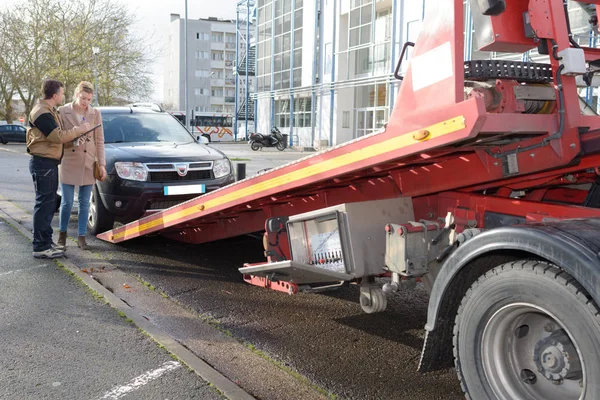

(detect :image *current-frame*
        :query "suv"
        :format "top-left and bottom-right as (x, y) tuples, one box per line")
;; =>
(87, 107), (235, 234)
(0, 124), (27, 144)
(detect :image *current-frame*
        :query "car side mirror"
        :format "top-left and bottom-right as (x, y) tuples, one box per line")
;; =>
(196, 135), (209, 144)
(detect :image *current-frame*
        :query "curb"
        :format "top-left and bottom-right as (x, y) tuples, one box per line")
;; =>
(0, 205), (255, 400)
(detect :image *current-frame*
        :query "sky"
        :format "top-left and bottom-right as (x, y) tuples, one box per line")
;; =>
(125, 0), (240, 102)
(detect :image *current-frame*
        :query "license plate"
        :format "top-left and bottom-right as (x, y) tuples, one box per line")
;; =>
(163, 184), (206, 196)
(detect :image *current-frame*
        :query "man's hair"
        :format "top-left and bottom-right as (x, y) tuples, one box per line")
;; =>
(42, 79), (64, 99)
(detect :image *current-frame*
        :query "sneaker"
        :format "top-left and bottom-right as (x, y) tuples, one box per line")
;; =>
(33, 247), (65, 259)
(52, 241), (66, 251)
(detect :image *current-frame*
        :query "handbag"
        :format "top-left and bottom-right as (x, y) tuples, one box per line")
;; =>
(93, 159), (104, 181)
(92, 117), (105, 182)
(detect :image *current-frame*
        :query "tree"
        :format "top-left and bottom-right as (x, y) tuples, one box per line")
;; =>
(0, 0), (156, 116)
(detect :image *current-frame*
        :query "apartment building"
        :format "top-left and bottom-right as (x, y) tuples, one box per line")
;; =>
(164, 14), (254, 115)
(251, 0), (596, 148)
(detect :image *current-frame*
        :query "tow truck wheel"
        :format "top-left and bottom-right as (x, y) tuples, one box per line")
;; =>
(454, 260), (600, 400)
(360, 287), (387, 314)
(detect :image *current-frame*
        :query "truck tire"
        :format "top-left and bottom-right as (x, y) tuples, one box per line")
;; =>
(88, 185), (115, 235)
(454, 260), (600, 400)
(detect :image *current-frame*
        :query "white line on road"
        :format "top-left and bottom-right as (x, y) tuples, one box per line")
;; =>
(0, 264), (48, 277)
(99, 361), (181, 399)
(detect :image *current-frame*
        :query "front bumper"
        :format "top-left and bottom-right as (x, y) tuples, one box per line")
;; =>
(97, 173), (235, 222)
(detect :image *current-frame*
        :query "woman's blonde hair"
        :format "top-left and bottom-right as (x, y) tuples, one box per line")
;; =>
(73, 81), (94, 101)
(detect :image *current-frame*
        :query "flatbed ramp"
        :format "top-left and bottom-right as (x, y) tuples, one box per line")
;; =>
(97, 112), (480, 244)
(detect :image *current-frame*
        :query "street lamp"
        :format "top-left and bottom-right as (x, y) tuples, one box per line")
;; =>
(91, 46), (100, 106)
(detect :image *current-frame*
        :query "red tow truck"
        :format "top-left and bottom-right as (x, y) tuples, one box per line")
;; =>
(99, 1), (600, 398)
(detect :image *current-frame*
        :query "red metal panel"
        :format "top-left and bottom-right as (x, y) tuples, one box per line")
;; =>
(477, 0), (535, 52)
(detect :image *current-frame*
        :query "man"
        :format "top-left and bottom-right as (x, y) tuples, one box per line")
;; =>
(27, 79), (90, 258)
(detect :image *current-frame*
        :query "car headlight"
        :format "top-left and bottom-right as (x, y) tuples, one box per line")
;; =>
(213, 158), (231, 179)
(115, 162), (148, 181)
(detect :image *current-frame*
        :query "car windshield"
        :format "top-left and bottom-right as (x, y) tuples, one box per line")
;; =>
(102, 113), (195, 144)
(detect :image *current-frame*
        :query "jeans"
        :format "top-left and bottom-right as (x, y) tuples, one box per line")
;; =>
(59, 183), (93, 236)
(30, 156), (59, 252)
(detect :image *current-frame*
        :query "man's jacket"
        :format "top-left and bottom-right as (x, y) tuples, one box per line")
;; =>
(27, 99), (82, 161)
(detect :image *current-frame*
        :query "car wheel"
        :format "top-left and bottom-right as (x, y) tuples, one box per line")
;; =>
(0, 136), (6, 145)
(88, 185), (115, 235)
(454, 260), (600, 400)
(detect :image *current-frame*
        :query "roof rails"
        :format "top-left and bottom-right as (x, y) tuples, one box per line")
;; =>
(127, 102), (165, 112)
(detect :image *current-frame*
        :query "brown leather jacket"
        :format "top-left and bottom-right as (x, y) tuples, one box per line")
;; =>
(26, 99), (84, 161)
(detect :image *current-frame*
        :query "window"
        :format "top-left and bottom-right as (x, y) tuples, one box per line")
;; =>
(211, 52), (224, 61)
(195, 88), (201, 95)
(212, 33), (223, 42)
(275, 100), (290, 127)
(196, 32), (200, 39)
(342, 111), (350, 128)
(294, 98), (312, 127)
(196, 115), (233, 127)
(195, 51), (200, 59)
(211, 88), (224, 97)
(203, 51), (209, 59)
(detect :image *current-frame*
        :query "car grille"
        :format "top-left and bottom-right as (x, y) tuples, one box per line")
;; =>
(148, 170), (213, 182)
(147, 196), (198, 210)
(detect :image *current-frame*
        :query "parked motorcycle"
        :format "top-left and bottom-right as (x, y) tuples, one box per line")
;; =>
(249, 127), (286, 151)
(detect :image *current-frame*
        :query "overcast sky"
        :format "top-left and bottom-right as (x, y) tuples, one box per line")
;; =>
(128, 0), (240, 102)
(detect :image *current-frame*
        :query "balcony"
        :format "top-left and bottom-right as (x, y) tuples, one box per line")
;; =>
(211, 60), (225, 69)
(224, 97), (235, 103)
(225, 42), (236, 50)
(211, 78), (225, 86)
(211, 96), (224, 104)
(225, 78), (235, 85)
(211, 42), (225, 51)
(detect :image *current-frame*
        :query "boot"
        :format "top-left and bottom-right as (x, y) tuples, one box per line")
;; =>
(77, 236), (89, 250)
(56, 231), (67, 251)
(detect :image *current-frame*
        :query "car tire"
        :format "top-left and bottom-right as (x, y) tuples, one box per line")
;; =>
(454, 260), (600, 400)
(0, 136), (6, 145)
(88, 185), (115, 235)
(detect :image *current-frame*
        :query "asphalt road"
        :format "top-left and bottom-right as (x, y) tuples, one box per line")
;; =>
(0, 142), (464, 399)
(0, 219), (220, 400)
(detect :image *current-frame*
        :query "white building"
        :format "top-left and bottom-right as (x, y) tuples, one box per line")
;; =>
(251, 0), (596, 148)
(164, 14), (254, 115)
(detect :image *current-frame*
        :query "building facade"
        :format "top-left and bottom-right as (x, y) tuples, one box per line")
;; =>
(251, 0), (596, 148)
(164, 15), (254, 115)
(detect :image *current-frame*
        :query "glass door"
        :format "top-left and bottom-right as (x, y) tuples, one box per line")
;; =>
(354, 107), (388, 138)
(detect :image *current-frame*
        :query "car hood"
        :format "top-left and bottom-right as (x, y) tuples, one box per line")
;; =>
(105, 142), (227, 163)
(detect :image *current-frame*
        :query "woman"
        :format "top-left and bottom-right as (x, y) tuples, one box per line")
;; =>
(57, 81), (106, 250)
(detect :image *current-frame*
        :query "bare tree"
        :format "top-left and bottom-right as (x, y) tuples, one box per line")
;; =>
(0, 0), (157, 114)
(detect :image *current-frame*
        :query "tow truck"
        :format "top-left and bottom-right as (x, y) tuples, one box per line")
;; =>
(99, 1), (600, 398)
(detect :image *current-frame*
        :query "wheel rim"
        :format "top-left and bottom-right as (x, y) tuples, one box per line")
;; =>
(88, 190), (97, 229)
(481, 302), (585, 400)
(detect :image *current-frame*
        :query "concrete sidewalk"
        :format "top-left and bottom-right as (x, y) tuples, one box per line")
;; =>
(0, 216), (224, 400)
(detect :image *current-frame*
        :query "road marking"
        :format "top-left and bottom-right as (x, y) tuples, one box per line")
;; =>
(0, 264), (48, 277)
(99, 361), (181, 399)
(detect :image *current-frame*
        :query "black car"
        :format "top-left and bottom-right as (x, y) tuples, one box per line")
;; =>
(88, 107), (235, 234)
(0, 124), (27, 144)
